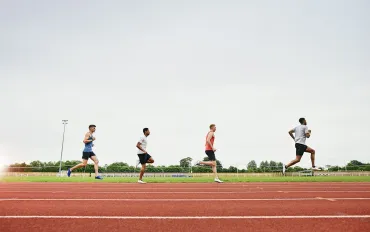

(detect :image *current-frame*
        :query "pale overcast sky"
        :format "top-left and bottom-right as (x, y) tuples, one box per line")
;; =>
(0, 0), (369, 169)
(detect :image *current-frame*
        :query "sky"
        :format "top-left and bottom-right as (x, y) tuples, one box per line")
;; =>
(0, 0), (369, 169)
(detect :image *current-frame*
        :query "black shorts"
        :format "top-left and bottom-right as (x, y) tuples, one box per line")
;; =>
(205, 150), (216, 161)
(138, 153), (152, 164)
(82, 152), (96, 160)
(295, 143), (308, 156)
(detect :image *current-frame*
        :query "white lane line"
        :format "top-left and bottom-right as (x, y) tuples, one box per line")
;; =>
(1, 198), (369, 201)
(2, 183), (369, 185)
(0, 215), (369, 219)
(0, 186), (370, 191)
(316, 197), (336, 201)
(1, 190), (370, 194)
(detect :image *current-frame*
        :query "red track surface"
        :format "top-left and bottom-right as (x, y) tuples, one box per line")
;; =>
(0, 182), (369, 232)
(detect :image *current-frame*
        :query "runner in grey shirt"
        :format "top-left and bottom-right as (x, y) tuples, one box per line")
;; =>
(283, 118), (320, 174)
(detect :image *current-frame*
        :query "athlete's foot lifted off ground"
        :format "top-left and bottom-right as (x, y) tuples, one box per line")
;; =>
(283, 118), (321, 174)
(67, 124), (103, 180)
(136, 128), (155, 184)
(196, 124), (223, 183)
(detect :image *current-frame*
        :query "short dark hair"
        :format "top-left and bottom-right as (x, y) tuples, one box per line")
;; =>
(299, 118), (305, 124)
(143, 128), (149, 134)
(89, 124), (96, 129)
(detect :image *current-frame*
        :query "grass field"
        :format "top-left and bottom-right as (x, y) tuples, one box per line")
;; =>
(1, 176), (370, 183)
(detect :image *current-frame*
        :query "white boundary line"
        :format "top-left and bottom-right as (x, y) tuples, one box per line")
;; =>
(2, 186), (369, 189)
(1, 190), (370, 194)
(0, 215), (369, 219)
(1, 197), (370, 201)
(2, 182), (370, 184)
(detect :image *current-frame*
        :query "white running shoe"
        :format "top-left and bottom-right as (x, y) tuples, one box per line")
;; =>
(138, 180), (146, 184)
(194, 160), (202, 166)
(214, 178), (223, 183)
(312, 167), (321, 171)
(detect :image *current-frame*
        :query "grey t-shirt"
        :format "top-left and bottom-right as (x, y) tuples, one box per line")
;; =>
(293, 125), (309, 145)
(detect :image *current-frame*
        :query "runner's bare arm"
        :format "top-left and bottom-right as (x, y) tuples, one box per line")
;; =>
(136, 142), (147, 153)
(207, 132), (215, 150)
(306, 129), (311, 138)
(83, 133), (93, 144)
(288, 129), (295, 140)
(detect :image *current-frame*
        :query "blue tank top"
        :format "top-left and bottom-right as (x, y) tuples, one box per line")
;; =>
(83, 135), (93, 152)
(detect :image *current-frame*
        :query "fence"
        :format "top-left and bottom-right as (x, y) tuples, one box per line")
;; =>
(3, 164), (370, 177)
(3, 171), (370, 178)
(1, 164), (306, 173)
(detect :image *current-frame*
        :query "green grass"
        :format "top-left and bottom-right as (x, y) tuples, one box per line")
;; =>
(1, 175), (370, 183)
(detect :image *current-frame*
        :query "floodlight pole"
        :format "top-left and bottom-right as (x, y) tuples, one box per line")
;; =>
(59, 120), (68, 176)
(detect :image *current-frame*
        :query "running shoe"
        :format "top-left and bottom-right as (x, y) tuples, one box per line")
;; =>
(67, 169), (72, 177)
(311, 166), (321, 171)
(214, 178), (223, 183)
(194, 161), (202, 166)
(138, 180), (146, 184)
(95, 176), (103, 180)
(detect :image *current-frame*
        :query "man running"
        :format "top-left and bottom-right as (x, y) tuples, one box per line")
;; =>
(196, 124), (223, 183)
(136, 128), (154, 184)
(67, 125), (103, 179)
(283, 118), (320, 174)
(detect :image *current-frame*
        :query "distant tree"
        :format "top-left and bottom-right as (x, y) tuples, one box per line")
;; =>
(30, 160), (44, 172)
(260, 161), (269, 172)
(292, 166), (304, 172)
(64, 160), (81, 167)
(269, 161), (277, 171)
(9, 162), (30, 172)
(179, 157), (193, 167)
(106, 162), (129, 172)
(111, 162), (129, 167)
(192, 166), (213, 173)
(13, 159), (369, 174)
(164, 166), (185, 172)
(30, 160), (43, 167)
(228, 166), (238, 173)
(328, 166), (341, 172)
(247, 160), (257, 171)
(259, 161), (267, 168)
(348, 160), (364, 166)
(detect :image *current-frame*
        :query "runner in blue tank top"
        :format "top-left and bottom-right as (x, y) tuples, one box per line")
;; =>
(67, 125), (103, 179)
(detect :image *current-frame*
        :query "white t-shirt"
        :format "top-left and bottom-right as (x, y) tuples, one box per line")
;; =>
(293, 125), (309, 145)
(137, 136), (148, 154)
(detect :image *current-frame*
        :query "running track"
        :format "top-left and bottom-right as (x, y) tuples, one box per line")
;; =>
(0, 182), (369, 232)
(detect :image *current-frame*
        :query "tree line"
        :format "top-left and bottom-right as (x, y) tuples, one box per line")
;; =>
(5, 158), (369, 173)
(325, 160), (370, 171)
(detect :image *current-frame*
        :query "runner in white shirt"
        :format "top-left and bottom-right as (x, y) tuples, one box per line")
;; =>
(283, 118), (320, 174)
(136, 128), (154, 183)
